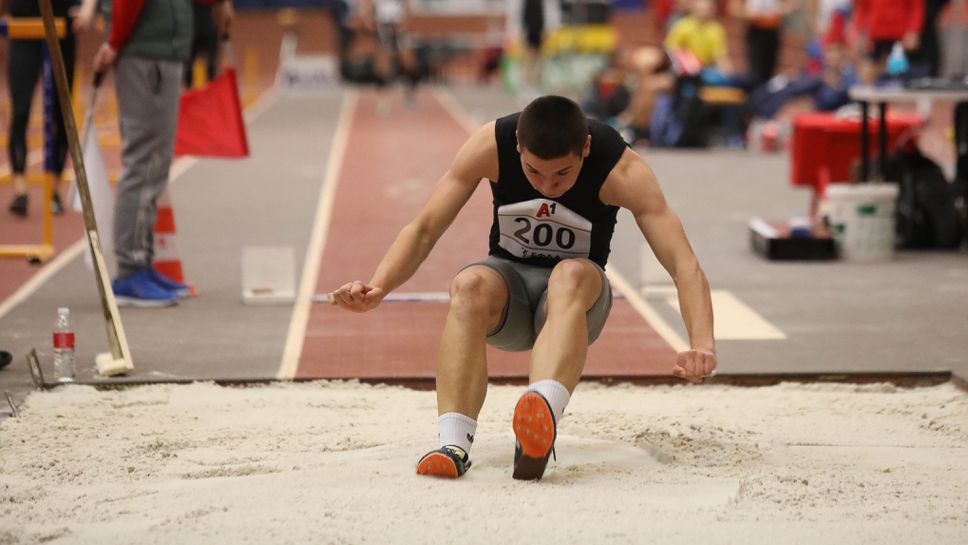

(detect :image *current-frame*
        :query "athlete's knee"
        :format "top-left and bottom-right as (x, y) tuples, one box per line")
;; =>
(548, 259), (601, 310)
(549, 259), (597, 290)
(449, 268), (505, 318)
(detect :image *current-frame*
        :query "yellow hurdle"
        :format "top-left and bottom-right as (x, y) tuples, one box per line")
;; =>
(0, 172), (55, 263)
(0, 16), (67, 263)
(193, 58), (208, 88)
(1, 17), (66, 39)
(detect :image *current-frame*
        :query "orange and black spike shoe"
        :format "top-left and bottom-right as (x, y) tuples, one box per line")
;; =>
(511, 391), (557, 481)
(416, 445), (472, 478)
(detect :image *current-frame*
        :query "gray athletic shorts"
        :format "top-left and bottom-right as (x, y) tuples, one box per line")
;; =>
(460, 256), (613, 352)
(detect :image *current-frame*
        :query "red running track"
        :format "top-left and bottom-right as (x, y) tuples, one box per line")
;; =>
(297, 89), (677, 381)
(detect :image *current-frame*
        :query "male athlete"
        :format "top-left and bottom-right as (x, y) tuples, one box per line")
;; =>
(330, 95), (716, 480)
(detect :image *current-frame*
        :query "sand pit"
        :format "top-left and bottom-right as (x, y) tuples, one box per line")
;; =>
(1, 380), (966, 544)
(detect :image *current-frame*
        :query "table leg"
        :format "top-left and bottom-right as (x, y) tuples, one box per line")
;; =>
(955, 102), (967, 185)
(860, 100), (870, 181)
(878, 102), (888, 181)
(956, 101), (968, 247)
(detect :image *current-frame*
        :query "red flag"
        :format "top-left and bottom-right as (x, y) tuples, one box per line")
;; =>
(174, 67), (250, 158)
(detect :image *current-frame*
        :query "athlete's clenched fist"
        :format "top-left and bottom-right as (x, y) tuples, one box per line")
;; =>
(329, 281), (386, 312)
(672, 348), (717, 383)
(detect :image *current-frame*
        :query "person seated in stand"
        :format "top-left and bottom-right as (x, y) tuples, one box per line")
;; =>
(660, 0), (752, 147)
(581, 46), (676, 145)
(747, 31), (859, 122)
(581, 50), (632, 123)
(664, 0), (736, 78)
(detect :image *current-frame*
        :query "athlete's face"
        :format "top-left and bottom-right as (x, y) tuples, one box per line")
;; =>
(517, 135), (591, 199)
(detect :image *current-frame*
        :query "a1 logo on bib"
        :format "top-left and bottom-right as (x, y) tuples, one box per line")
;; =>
(497, 199), (592, 261)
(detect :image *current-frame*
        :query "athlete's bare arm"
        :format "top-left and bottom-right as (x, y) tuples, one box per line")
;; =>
(330, 122), (500, 312)
(599, 148), (717, 382)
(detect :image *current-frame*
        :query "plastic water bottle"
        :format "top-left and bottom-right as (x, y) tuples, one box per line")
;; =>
(52, 307), (76, 383)
(885, 42), (908, 77)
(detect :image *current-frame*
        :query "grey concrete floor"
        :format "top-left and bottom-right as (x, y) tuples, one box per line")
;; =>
(2, 83), (966, 416)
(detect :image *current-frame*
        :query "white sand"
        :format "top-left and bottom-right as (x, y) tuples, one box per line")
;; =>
(1, 380), (966, 544)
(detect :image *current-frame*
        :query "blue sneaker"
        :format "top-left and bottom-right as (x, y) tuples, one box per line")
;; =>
(112, 269), (179, 308)
(146, 267), (191, 297)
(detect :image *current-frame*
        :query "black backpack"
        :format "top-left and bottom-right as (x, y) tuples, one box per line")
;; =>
(889, 147), (963, 248)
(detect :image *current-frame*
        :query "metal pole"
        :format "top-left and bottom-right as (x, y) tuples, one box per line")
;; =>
(38, 0), (132, 367)
(878, 102), (888, 181)
(860, 100), (870, 181)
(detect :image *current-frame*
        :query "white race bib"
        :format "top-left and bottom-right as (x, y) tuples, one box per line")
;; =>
(497, 199), (592, 261)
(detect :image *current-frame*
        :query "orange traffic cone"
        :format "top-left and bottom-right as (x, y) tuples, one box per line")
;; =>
(153, 190), (198, 296)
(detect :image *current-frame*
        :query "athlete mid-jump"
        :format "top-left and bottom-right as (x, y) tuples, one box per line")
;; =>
(330, 95), (716, 480)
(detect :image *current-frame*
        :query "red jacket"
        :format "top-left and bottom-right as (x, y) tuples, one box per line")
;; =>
(853, 0), (924, 41)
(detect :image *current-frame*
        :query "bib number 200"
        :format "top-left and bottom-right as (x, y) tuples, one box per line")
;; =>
(512, 218), (576, 249)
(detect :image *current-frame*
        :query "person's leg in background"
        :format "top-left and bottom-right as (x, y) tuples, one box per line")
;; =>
(746, 25), (779, 88)
(909, 0), (947, 77)
(184, 2), (219, 87)
(111, 57), (184, 307)
(196, 2), (220, 81)
(520, 0), (545, 97)
(7, 39), (43, 217)
(394, 30), (421, 107)
(859, 40), (894, 84)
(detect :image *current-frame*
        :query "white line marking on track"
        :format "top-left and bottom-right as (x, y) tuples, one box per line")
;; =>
(0, 89), (283, 322)
(606, 271), (689, 352)
(311, 291), (627, 304)
(644, 286), (786, 340)
(312, 292), (451, 304)
(0, 242), (85, 321)
(433, 88), (479, 134)
(276, 89), (358, 380)
(242, 87), (282, 123)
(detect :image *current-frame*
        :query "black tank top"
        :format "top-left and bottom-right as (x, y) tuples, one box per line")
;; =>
(488, 112), (627, 269)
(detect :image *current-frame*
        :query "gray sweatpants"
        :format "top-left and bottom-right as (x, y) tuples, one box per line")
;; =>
(112, 56), (183, 278)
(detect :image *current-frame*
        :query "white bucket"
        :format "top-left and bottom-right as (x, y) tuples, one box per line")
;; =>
(826, 183), (899, 261)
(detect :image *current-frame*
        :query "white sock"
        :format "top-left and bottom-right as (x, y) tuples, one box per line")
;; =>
(528, 379), (570, 424)
(438, 412), (477, 454)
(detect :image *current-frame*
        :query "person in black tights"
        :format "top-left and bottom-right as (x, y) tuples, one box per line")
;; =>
(5, 0), (95, 217)
(358, 0), (421, 113)
(183, 0), (221, 89)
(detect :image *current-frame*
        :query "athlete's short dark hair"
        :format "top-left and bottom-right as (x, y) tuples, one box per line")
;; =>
(517, 95), (588, 159)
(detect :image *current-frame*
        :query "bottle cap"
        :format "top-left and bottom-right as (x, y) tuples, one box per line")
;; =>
(58, 307), (70, 314)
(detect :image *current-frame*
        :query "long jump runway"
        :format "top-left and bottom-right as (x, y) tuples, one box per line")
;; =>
(292, 89), (677, 382)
